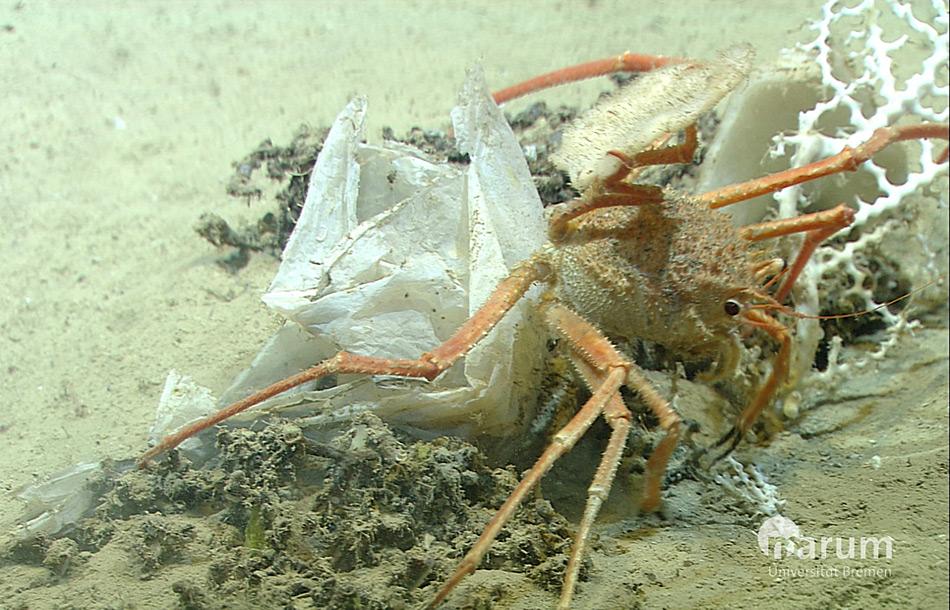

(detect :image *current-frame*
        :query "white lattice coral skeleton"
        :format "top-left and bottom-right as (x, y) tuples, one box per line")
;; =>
(714, 456), (786, 517)
(771, 0), (949, 385)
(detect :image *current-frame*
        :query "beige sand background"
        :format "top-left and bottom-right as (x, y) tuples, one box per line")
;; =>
(1, 2), (947, 609)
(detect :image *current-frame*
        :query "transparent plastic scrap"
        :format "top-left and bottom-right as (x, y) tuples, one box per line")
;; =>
(14, 462), (109, 539)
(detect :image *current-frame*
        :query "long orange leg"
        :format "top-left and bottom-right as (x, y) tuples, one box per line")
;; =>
(139, 257), (549, 466)
(698, 123), (949, 210)
(551, 298), (684, 512)
(559, 353), (681, 606)
(627, 123), (699, 167)
(546, 304), (680, 605)
(427, 365), (626, 609)
(712, 309), (791, 459)
(549, 183), (665, 241)
(491, 52), (688, 104)
(559, 356), (631, 610)
(633, 360), (683, 512)
(549, 125), (699, 241)
(740, 203), (856, 302)
(430, 301), (680, 608)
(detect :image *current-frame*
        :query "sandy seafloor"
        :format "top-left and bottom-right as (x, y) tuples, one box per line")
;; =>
(0, 1), (947, 609)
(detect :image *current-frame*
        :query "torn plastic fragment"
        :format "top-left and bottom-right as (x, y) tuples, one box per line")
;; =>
(15, 461), (103, 539)
(147, 370), (218, 462)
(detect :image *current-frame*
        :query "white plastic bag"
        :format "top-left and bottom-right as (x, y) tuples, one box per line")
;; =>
(154, 67), (548, 446)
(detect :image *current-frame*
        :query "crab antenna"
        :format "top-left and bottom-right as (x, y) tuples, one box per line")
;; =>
(491, 52), (689, 104)
(749, 279), (940, 321)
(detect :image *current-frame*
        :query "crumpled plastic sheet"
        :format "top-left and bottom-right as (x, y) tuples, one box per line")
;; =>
(150, 67), (548, 456)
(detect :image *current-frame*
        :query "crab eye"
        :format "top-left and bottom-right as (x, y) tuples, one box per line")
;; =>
(724, 299), (741, 316)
